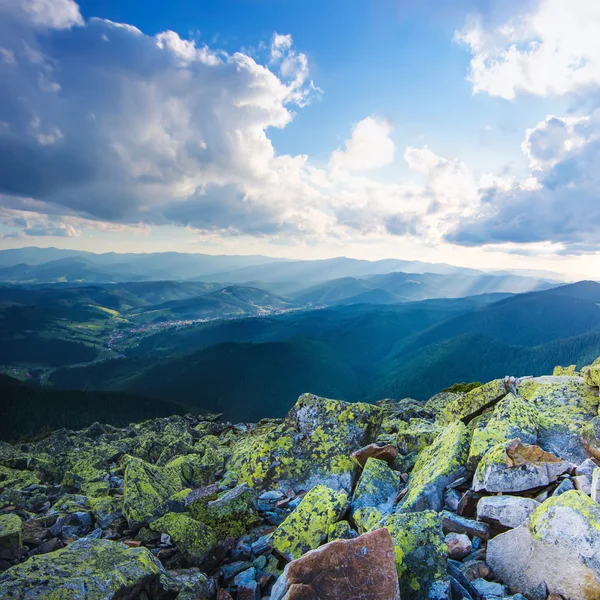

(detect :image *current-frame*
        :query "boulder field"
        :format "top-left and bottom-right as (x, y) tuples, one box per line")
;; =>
(1, 362), (600, 599)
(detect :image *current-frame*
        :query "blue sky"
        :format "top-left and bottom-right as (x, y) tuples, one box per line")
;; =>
(1, 0), (599, 277)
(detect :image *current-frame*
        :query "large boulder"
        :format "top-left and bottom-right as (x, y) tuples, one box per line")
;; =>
(487, 491), (600, 599)
(150, 512), (217, 567)
(187, 483), (258, 541)
(122, 455), (183, 528)
(230, 394), (383, 493)
(0, 514), (22, 560)
(473, 439), (570, 493)
(517, 375), (599, 463)
(467, 393), (538, 471)
(0, 538), (168, 599)
(582, 358), (600, 388)
(383, 510), (447, 600)
(350, 457), (401, 534)
(439, 379), (507, 425)
(398, 421), (469, 513)
(271, 528), (400, 600)
(272, 484), (348, 561)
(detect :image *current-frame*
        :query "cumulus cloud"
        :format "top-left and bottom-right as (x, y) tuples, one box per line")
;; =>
(330, 117), (395, 171)
(456, 0), (600, 99)
(448, 109), (600, 251)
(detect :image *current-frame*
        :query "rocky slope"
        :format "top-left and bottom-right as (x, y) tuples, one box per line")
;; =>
(1, 361), (600, 599)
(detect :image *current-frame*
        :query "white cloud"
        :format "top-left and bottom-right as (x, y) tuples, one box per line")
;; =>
(448, 108), (600, 251)
(330, 117), (395, 171)
(456, 0), (600, 99)
(0, 0), (83, 30)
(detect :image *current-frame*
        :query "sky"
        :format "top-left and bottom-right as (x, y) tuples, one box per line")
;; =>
(0, 0), (599, 278)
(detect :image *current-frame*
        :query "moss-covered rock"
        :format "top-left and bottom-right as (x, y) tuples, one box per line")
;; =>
(122, 454), (183, 528)
(396, 419), (442, 456)
(473, 439), (570, 493)
(517, 375), (599, 463)
(467, 393), (538, 471)
(166, 448), (224, 489)
(327, 520), (358, 542)
(488, 491), (600, 599)
(424, 391), (463, 417)
(0, 513), (22, 558)
(581, 416), (600, 460)
(553, 365), (578, 376)
(150, 512), (217, 567)
(271, 484), (348, 561)
(383, 510), (447, 600)
(88, 495), (124, 530)
(398, 421), (469, 513)
(188, 483), (258, 541)
(230, 393), (383, 493)
(438, 379), (507, 425)
(350, 457), (401, 534)
(0, 538), (166, 599)
(582, 361), (600, 388)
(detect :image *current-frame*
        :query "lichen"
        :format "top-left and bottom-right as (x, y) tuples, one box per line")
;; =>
(438, 379), (507, 425)
(229, 393), (382, 493)
(399, 420), (469, 513)
(122, 454), (183, 528)
(383, 510), (447, 600)
(271, 483), (348, 560)
(0, 538), (165, 599)
(529, 490), (600, 541)
(467, 393), (538, 471)
(188, 483), (258, 541)
(350, 457), (401, 534)
(150, 512), (217, 567)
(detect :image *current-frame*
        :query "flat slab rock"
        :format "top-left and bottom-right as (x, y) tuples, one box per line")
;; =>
(270, 528), (400, 600)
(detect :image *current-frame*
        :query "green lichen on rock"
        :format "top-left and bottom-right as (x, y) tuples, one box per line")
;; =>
(396, 419), (442, 455)
(122, 454), (183, 528)
(383, 510), (446, 600)
(423, 391), (463, 417)
(150, 512), (217, 567)
(351, 457), (401, 534)
(88, 495), (124, 529)
(529, 490), (600, 541)
(271, 483), (348, 560)
(230, 393), (382, 493)
(553, 365), (578, 376)
(438, 379), (507, 425)
(166, 446), (225, 488)
(468, 393), (538, 471)
(582, 358), (600, 388)
(188, 483), (258, 541)
(517, 375), (599, 462)
(327, 520), (357, 542)
(398, 421), (469, 513)
(0, 513), (22, 553)
(0, 538), (165, 599)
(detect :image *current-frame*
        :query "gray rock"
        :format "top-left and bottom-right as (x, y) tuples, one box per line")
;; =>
(0, 538), (167, 598)
(234, 568), (259, 600)
(473, 440), (570, 493)
(471, 578), (507, 597)
(441, 510), (490, 539)
(476, 495), (539, 530)
(552, 477), (574, 496)
(573, 474), (592, 494)
(575, 458), (599, 477)
(350, 457), (401, 533)
(487, 491), (600, 599)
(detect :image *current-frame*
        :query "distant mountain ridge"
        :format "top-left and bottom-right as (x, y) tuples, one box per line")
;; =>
(47, 281), (600, 421)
